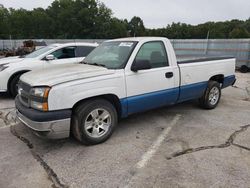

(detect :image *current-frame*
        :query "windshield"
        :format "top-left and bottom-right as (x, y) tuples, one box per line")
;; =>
(83, 41), (137, 69)
(25, 46), (55, 58)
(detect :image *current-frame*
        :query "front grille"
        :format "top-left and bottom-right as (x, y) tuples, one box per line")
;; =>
(19, 81), (31, 93)
(18, 81), (31, 107)
(21, 95), (29, 104)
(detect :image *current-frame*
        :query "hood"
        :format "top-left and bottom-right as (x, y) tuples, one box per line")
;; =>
(20, 63), (115, 87)
(0, 56), (25, 65)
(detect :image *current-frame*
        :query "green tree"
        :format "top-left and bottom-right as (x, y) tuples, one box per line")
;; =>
(243, 18), (250, 33)
(30, 8), (53, 38)
(8, 8), (33, 38)
(46, 0), (99, 38)
(0, 1), (250, 39)
(229, 28), (250, 38)
(108, 18), (128, 38)
(91, 2), (113, 38)
(128, 16), (145, 37)
(0, 6), (10, 39)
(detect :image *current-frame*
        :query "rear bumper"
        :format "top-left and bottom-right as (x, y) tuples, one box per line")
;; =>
(232, 78), (236, 86)
(15, 97), (72, 139)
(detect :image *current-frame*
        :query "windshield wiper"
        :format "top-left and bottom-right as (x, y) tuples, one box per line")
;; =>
(79, 60), (88, 64)
(80, 61), (106, 68)
(90, 63), (106, 68)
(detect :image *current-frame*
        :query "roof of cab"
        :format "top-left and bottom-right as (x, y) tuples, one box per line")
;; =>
(107, 37), (169, 42)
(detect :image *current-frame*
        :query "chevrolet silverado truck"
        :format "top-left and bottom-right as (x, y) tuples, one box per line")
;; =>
(0, 42), (98, 97)
(16, 37), (236, 145)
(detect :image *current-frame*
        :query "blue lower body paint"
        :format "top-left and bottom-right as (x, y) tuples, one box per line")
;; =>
(222, 75), (236, 88)
(120, 75), (235, 117)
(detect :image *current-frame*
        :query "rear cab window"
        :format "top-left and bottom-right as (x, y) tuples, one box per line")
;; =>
(75, 46), (96, 57)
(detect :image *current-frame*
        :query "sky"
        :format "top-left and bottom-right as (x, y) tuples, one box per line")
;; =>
(0, 0), (250, 28)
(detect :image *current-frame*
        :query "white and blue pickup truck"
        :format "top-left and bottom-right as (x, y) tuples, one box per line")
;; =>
(15, 37), (236, 145)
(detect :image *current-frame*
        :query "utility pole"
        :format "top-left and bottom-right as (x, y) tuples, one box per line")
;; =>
(9, 34), (13, 49)
(205, 31), (210, 55)
(206, 31), (210, 40)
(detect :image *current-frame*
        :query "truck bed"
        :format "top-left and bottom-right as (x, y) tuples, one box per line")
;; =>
(177, 56), (236, 103)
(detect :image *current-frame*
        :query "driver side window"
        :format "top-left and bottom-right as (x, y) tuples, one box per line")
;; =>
(136, 41), (169, 68)
(50, 46), (76, 59)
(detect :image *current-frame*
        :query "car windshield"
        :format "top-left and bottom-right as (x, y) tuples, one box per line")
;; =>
(83, 41), (137, 69)
(24, 46), (55, 58)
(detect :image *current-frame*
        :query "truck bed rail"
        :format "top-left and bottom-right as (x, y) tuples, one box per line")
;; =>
(178, 56), (235, 64)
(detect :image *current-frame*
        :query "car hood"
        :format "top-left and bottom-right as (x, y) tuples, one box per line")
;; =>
(0, 56), (25, 65)
(20, 64), (115, 87)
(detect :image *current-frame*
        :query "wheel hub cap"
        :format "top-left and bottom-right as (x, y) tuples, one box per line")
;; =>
(84, 108), (111, 138)
(208, 87), (219, 105)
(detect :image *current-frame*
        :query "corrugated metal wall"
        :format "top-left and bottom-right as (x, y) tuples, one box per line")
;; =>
(170, 39), (250, 68)
(1, 39), (250, 68)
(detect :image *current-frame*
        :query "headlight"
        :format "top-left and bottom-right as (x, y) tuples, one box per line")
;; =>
(0, 64), (9, 72)
(30, 87), (50, 98)
(30, 87), (50, 111)
(30, 101), (48, 111)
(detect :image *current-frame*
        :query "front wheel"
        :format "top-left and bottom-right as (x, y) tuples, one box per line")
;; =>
(72, 99), (118, 145)
(199, 81), (221, 109)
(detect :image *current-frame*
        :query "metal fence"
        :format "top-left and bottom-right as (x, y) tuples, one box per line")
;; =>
(1, 39), (250, 68)
(170, 39), (250, 68)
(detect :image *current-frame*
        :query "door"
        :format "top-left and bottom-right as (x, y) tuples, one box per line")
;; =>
(125, 41), (179, 115)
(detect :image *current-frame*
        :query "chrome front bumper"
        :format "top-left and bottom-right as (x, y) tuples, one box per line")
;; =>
(16, 110), (71, 139)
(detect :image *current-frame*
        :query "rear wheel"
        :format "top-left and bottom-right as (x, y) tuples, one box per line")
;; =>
(9, 74), (22, 97)
(199, 81), (221, 109)
(72, 99), (118, 145)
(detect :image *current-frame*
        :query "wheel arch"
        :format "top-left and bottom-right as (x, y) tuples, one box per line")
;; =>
(72, 94), (122, 118)
(209, 74), (224, 84)
(7, 70), (30, 92)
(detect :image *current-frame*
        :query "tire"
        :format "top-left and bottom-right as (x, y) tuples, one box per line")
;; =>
(199, 81), (221, 109)
(240, 65), (249, 73)
(72, 99), (118, 145)
(9, 74), (22, 97)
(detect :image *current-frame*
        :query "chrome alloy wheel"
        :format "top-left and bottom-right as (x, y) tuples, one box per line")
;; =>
(208, 87), (220, 105)
(84, 108), (111, 138)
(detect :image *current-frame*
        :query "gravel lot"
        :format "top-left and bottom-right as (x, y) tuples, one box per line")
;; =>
(0, 73), (249, 188)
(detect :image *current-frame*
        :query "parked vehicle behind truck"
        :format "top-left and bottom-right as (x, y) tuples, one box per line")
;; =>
(16, 37), (236, 145)
(0, 42), (98, 96)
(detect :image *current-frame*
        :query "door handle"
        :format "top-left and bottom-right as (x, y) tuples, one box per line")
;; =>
(165, 72), (173, 78)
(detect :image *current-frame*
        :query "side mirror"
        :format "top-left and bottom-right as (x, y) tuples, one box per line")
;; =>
(45, 54), (55, 61)
(131, 59), (151, 72)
